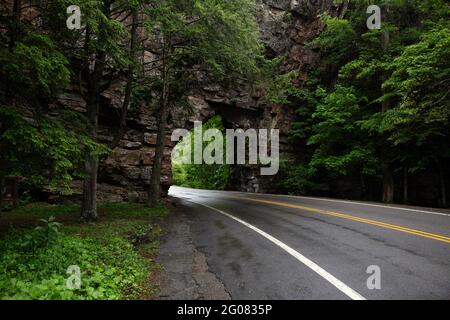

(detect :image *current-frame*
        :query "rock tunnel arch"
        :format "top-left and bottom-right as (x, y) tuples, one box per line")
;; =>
(97, 89), (291, 204)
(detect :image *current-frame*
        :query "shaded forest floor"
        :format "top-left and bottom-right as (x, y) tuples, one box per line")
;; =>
(0, 202), (169, 300)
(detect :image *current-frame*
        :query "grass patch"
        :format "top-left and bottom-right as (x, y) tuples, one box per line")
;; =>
(3, 202), (80, 218)
(0, 202), (168, 300)
(2, 202), (168, 220)
(97, 202), (168, 219)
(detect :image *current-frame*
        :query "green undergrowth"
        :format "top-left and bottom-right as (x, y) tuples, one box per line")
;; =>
(0, 202), (168, 300)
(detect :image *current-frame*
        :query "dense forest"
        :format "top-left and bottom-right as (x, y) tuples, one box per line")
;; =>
(278, 0), (450, 207)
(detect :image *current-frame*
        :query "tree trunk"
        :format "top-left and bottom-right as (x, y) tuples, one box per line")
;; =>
(338, 0), (349, 19)
(81, 49), (106, 220)
(380, 8), (393, 204)
(438, 161), (447, 207)
(0, 174), (5, 216)
(112, 9), (139, 148)
(81, 88), (101, 221)
(8, 0), (21, 51)
(148, 71), (170, 207)
(382, 163), (394, 203)
(360, 173), (366, 199)
(148, 36), (171, 207)
(80, 3), (109, 221)
(81, 153), (99, 221)
(403, 166), (408, 204)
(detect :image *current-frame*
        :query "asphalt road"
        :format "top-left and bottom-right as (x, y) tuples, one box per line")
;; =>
(169, 186), (450, 300)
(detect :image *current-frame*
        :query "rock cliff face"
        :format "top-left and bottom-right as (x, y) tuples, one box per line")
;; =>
(58, 0), (339, 202)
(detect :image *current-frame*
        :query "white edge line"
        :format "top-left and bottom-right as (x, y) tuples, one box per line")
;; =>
(188, 200), (367, 301)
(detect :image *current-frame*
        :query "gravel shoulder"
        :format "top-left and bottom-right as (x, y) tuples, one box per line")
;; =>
(153, 197), (230, 300)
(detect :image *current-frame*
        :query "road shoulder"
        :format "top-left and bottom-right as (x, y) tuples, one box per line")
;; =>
(153, 198), (230, 300)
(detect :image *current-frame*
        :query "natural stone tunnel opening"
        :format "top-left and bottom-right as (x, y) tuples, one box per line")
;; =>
(169, 107), (258, 193)
(168, 103), (285, 195)
(170, 115), (228, 191)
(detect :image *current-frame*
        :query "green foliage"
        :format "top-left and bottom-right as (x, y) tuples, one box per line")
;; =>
(0, 106), (108, 194)
(307, 86), (378, 177)
(280, 162), (316, 195)
(18, 217), (62, 251)
(0, 32), (70, 104)
(308, 86), (361, 145)
(0, 233), (147, 300)
(172, 116), (230, 190)
(381, 28), (450, 141)
(144, 0), (266, 84)
(286, 0), (450, 204)
(0, 202), (166, 300)
(0, 5), (114, 198)
(42, 0), (131, 68)
(268, 71), (303, 105)
(307, 15), (358, 69)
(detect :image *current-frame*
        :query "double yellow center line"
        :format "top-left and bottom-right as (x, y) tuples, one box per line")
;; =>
(243, 198), (450, 244)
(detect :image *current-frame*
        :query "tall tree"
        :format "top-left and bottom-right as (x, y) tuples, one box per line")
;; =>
(0, 1), (101, 214)
(380, 4), (394, 203)
(58, 0), (139, 220)
(381, 27), (450, 206)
